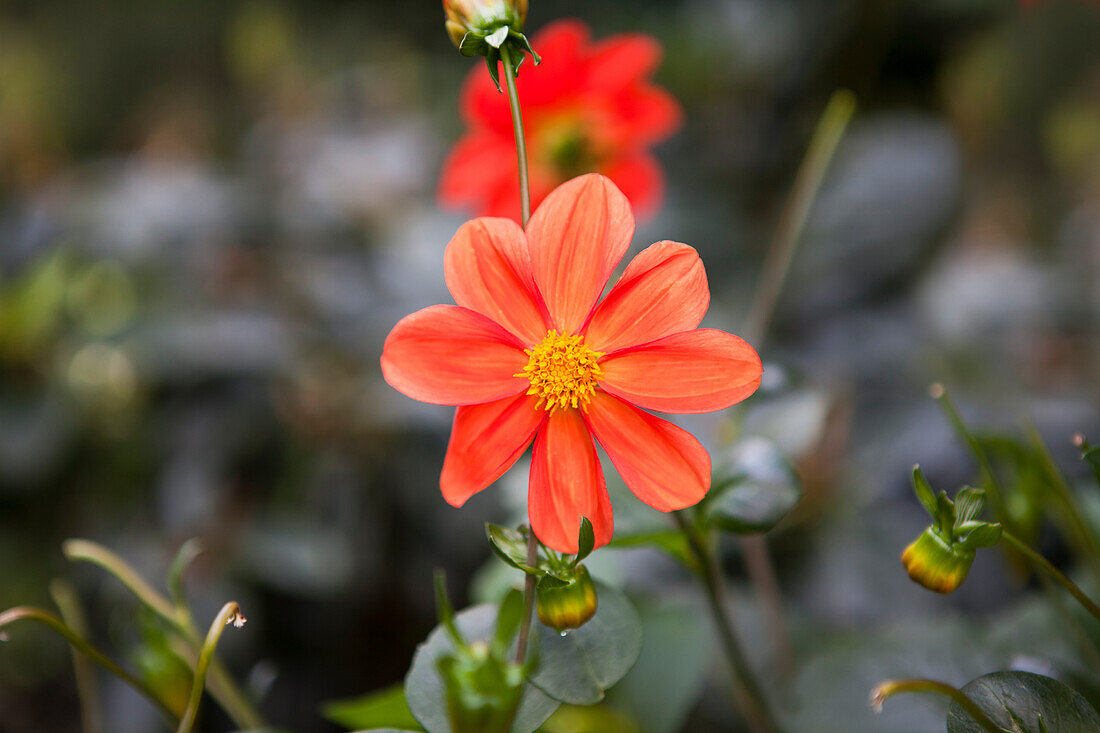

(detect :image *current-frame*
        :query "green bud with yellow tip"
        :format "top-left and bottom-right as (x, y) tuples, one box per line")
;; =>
(901, 466), (1003, 594)
(536, 564), (598, 632)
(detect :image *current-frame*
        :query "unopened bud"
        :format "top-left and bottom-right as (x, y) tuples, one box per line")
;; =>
(536, 564), (598, 632)
(902, 527), (974, 594)
(443, 0), (527, 51)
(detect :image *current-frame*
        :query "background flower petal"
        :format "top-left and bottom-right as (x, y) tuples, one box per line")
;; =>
(380, 305), (529, 405)
(526, 173), (635, 334)
(599, 154), (663, 221)
(599, 329), (762, 413)
(584, 392), (710, 511)
(438, 132), (513, 209)
(584, 241), (709, 352)
(528, 408), (613, 553)
(444, 217), (548, 344)
(586, 34), (662, 93)
(440, 392), (544, 507)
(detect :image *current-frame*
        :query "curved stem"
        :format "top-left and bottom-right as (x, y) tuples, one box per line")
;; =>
(63, 539), (266, 730)
(870, 678), (1007, 733)
(177, 603), (246, 733)
(1001, 531), (1100, 624)
(929, 385), (1006, 522)
(0, 606), (178, 725)
(51, 581), (104, 733)
(499, 44), (532, 227)
(673, 512), (781, 733)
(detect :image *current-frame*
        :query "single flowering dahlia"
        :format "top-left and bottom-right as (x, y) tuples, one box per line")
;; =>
(382, 174), (761, 553)
(439, 19), (682, 222)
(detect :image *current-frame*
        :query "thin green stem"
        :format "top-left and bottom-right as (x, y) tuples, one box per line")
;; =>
(167, 539), (204, 630)
(1002, 531), (1100, 624)
(673, 512), (781, 733)
(870, 678), (1007, 733)
(63, 539), (266, 730)
(743, 89), (856, 346)
(514, 532), (539, 665)
(177, 603), (246, 733)
(0, 606), (178, 725)
(499, 45), (532, 227)
(929, 384), (1006, 522)
(50, 580), (104, 733)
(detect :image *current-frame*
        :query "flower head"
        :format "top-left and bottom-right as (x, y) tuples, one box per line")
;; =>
(439, 20), (683, 223)
(382, 174), (761, 552)
(443, 0), (528, 50)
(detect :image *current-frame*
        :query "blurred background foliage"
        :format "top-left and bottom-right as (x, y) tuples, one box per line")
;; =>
(2, 0), (1100, 731)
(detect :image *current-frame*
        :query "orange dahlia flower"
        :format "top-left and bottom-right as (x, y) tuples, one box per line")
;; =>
(439, 19), (682, 222)
(382, 174), (761, 553)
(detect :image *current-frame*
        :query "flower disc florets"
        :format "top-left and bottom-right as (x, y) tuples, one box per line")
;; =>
(517, 330), (604, 412)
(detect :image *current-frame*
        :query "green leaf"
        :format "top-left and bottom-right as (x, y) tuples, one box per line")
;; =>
(606, 531), (694, 569)
(912, 465), (939, 518)
(322, 685), (423, 731)
(492, 590), (524, 659)
(953, 487), (987, 529)
(958, 522), (1003, 551)
(946, 671), (1100, 733)
(935, 491), (956, 537)
(487, 525), (539, 575)
(404, 605), (558, 733)
(574, 518), (595, 565)
(433, 570), (461, 647)
(1081, 444), (1100, 487)
(527, 582), (642, 705)
(705, 438), (802, 534)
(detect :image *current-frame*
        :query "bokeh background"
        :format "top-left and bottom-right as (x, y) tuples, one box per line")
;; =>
(2, 0), (1100, 731)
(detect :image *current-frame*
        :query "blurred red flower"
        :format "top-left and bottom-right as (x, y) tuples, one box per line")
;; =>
(383, 174), (761, 553)
(439, 19), (683, 222)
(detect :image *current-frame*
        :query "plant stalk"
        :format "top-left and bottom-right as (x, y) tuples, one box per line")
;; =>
(514, 532), (539, 665)
(1001, 531), (1100, 624)
(674, 512), (780, 733)
(500, 44), (532, 227)
(51, 580), (104, 733)
(870, 678), (1007, 733)
(176, 603), (246, 733)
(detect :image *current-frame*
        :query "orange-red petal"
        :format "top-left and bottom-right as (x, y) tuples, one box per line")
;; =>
(444, 217), (548, 344)
(586, 34), (662, 93)
(599, 329), (762, 414)
(584, 241), (709, 353)
(380, 305), (529, 405)
(438, 132), (512, 209)
(440, 392), (544, 507)
(584, 392), (711, 511)
(526, 174), (635, 334)
(528, 408), (614, 553)
(599, 154), (664, 221)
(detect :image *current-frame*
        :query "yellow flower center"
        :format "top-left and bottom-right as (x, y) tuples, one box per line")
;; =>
(517, 330), (604, 412)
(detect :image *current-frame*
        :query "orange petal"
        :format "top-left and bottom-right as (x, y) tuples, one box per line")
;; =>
(584, 392), (710, 511)
(599, 329), (762, 413)
(526, 174), (635, 334)
(586, 34), (662, 93)
(438, 132), (512, 209)
(584, 241), (709, 353)
(440, 392), (544, 507)
(444, 218), (549, 344)
(380, 305), (529, 405)
(600, 154), (664, 221)
(528, 408), (614, 553)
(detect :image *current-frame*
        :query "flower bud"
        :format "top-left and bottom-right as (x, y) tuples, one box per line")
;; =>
(443, 0), (528, 51)
(536, 564), (598, 631)
(901, 527), (974, 594)
(438, 642), (524, 733)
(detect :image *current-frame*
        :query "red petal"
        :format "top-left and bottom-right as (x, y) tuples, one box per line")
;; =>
(586, 34), (662, 93)
(599, 329), (762, 413)
(438, 133), (512, 210)
(526, 174), (635, 334)
(600, 154), (664, 220)
(611, 84), (683, 148)
(528, 408), (613, 553)
(440, 393), (544, 507)
(380, 305), (529, 405)
(584, 241), (708, 353)
(444, 217), (548, 344)
(584, 392), (710, 511)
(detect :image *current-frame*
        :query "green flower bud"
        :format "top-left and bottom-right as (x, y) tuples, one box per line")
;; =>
(443, 0), (527, 51)
(437, 641), (525, 733)
(901, 527), (975, 594)
(536, 564), (598, 632)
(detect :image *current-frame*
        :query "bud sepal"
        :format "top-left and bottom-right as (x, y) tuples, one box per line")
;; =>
(442, 0), (540, 90)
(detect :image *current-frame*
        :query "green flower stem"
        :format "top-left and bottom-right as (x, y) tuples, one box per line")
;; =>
(737, 90), (856, 685)
(50, 580), (104, 733)
(167, 539), (204, 629)
(929, 384), (1006, 522)
(0, 606), (178, 725)
(673, 512), (781, 733)
(1001, 531), (1100, 624)
(176, 602), (246, 733)
(499, 44), (532, 227)
(870, 678), (1007, 733)
(513, 532), (539, 665)
(62, 539), (266, 730)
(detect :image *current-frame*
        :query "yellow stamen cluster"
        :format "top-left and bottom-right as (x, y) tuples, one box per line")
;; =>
(517, 330), (604, 412)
